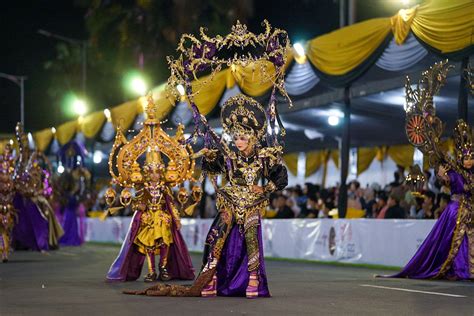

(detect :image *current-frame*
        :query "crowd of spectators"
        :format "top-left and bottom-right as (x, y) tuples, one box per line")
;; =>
(90, 165), (450, 220)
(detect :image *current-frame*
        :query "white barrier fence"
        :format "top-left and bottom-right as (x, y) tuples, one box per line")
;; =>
(84, 218), (435, 267)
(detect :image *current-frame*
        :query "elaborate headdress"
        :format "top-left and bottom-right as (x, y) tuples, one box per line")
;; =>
(453, 119), (474, 161)
(165, 20), (291, 148)
(221, 94), (267, 141)
(108, 94), (196, 190)
(404, 60), (474, 195)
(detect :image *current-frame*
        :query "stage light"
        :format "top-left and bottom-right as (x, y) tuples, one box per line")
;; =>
(93, 150), (103, 164)
(57, 164), (65, 174)
(130, 77), (147, 95)
(176, 84), (186, 96)
(104, 108), (112, 122)
(51, 127), (56, 134)
(328, 115), (340, 126)
(72, 98), (87, 116)
(293, 42), (305, 57)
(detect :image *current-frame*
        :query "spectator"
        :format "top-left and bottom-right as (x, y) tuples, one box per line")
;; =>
(274, 195), (295, 218)
(363, 188), (376, 218)
(384, 194), (406, 219)
(434, 193), (450, 219)
(418, 191), (435, 219)
(375, 194), (388, 218)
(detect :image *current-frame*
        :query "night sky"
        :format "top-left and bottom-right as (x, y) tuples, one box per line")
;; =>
(0, 0), (405, 135)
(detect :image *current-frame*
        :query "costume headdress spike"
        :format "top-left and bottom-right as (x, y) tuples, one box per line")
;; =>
(165, 20), (291, 149)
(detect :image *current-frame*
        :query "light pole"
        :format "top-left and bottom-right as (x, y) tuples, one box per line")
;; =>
(0, 73), (27, 126)
(37, 29), (87, 95)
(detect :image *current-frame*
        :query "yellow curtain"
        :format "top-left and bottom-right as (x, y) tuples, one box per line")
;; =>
(33, 128), (54, 152)
(80, 111), (106, 139)
(391, 6), (419, 44)
(357, 147), (377, 175)
(387, 144), (414, 169)
(283, 153), (299, 176)
(56, 120), (78, 145)
(321, 150), (331, 188)
(405, 0), (473, 53)
(111, 100), (138, 131)
(307, 18), (392, 75)
(192, 70), (228, 115)
(376, 146), (388, 162)
(305, 151), (322, 177)
(231, 61), (277, 96)
(331, 150), (340, 169)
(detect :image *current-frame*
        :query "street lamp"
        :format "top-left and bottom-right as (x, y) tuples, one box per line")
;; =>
(38, 29), (87, 95)
(72, 98), (88, 116)
(0, 73), (26, 126)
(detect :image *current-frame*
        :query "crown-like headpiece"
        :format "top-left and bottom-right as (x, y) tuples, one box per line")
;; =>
(108, 93), (196, 188)
(453, 119), (473, 161)
(221, 94), (267, 140)
(165, 20), (291, 147)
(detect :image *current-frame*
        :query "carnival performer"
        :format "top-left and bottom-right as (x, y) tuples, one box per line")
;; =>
(387, 61), (473, 280)
(105, 95), (195, 282)
(0, 143), (17, 262)
(124, 20), (290, 299)
(12, 124), (64, 251)
(56, 141), (89, 246)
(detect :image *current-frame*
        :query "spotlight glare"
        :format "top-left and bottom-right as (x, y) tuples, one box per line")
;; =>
(328, 115), (340, 126)
(73, 99), (88, 116)
(176, 84), (186, 96)
(293, 42), (306, 57)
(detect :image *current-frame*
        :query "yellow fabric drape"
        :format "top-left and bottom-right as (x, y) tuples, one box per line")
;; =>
(283, 153), (299, 176)
(376, 146), (388, 162)
(305, 151), (323, 177)
(192, 70), (228, 115)
(408, 0), (474, 53)
(231, 61), (277, 96)
(321, 150), (331, 188)
(79, 111), (106, 138)
(357, 147), (377, 176)
(331, 150), (340, 169)
(387, 144), (414, 169)
(33, 128), (54, 152)
(56, 120), (78, 145)
(307, 18), (392, 75)
(391, 6), (419, 44)
(111, 100), (138, 131)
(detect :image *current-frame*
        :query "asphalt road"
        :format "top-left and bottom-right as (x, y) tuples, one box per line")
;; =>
(1, 244), (473, 316)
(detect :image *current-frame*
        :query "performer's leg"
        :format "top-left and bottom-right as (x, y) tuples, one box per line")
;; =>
(201, 209), (233, 297)
(158, 244), (171, 281)
(244, 224), (260, 298)
(1, 232), (9, 262)
(144, 248), (157, 282)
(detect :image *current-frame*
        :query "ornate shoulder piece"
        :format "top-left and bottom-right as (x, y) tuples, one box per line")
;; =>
(258, 146), (283, 167)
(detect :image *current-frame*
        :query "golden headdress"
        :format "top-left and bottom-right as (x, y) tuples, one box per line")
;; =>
(221, 94), (267, 141)
(165, 20), (291, 148)
(108, 94), (196, 188)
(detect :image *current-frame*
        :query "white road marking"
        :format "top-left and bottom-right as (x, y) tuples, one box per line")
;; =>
(360, 284), (467, 298)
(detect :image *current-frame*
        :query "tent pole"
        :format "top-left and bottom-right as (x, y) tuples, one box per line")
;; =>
(458, 56), (469, 122)
(338, 86), (351, 218)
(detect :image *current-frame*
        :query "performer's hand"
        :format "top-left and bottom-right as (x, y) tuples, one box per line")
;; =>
(437, 165), (449, 181)
(252, 185), (264, 194)
(175, 219), (182, 230)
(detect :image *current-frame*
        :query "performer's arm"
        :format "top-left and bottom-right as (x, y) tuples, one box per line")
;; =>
(264, 164), (288, 193)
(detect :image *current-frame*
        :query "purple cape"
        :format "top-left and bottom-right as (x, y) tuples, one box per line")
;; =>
(12, 194), (49, 252)
(106, 198), (195, 282)
(59, 198), (85, 246)
(215, 220), (270, 297)
(389, 170), (472, 280)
